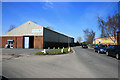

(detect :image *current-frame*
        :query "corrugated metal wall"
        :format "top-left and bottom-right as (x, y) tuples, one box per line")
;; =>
(43, 28), (74, 43)
(43, 28), (74, 48)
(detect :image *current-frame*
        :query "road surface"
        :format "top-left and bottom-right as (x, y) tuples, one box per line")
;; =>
(1, 48), (52, 55)
(2, 46), (119, 78)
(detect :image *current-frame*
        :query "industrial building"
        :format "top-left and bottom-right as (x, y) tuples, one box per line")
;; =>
(0, 21), (74, 49)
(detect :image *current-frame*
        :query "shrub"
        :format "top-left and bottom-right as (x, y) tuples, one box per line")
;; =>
(35, 47), (72, 55)
(46, 49), (62, 55)
(35, 52), (44, 55)
(63, 47), (72, 53)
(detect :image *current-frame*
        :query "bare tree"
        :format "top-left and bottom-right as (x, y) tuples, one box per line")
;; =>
(8, 25), (16, 32)
(83, 28), (95, 44)
(77, 36), (82, 43)
(98, 13), (120, 44)
(98, 17), (108, 37)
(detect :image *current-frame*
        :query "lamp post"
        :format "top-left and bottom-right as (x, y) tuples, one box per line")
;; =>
(68, 37), (70, 47)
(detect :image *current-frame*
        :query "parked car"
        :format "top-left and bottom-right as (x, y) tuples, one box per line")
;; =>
(82, 44), (88, 48)
(94, 44), (107, 53)
(106, 45), (120, 60)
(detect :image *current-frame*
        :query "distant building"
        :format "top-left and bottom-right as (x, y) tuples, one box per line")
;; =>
(94, 31), (120, 45)
(94, 36), (116, 45)
(0, 21), (74, 49)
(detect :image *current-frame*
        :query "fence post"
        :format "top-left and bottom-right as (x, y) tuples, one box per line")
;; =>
(61, 49), (64, 53)
(44, 49), (46, 54)
(48, 47), (50, 49)
(68, 47), (71, 52)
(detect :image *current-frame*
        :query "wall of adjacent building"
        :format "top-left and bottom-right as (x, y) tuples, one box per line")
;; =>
(43, 28), (74, 48)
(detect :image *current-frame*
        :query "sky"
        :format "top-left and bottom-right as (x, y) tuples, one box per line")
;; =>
(2, 2), (118, 42)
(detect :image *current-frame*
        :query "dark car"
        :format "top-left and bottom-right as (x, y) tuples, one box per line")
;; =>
(82, 44), (88, 48)
(94, 44), (107, 53)
(106, 45), (120, 60)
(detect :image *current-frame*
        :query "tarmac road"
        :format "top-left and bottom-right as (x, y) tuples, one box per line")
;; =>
(1, 48), (52, 55)
(2, 46), (119, 78)
(73, 46), (118, 78)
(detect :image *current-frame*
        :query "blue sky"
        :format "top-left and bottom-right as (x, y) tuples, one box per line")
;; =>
(2, 2), (118, 42)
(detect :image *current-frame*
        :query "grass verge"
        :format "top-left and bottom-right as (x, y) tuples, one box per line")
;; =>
(35, 47), (72, 55)
(35, 52), (44, 55)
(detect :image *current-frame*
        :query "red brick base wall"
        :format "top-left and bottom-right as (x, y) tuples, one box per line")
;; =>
(34, 36), (43, 49)
(0, 36), (44, 49)
(0, 36), (23, 48)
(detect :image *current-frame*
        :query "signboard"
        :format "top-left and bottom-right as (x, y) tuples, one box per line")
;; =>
(99, 41), (101, 44)
(32, 29), (41, 33)
(97, 39), (101, 44)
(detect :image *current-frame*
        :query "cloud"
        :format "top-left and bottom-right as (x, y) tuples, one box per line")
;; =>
(42, 0), (54, 10)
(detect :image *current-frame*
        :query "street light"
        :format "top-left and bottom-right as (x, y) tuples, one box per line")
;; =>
(68, 37), (70, 47)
